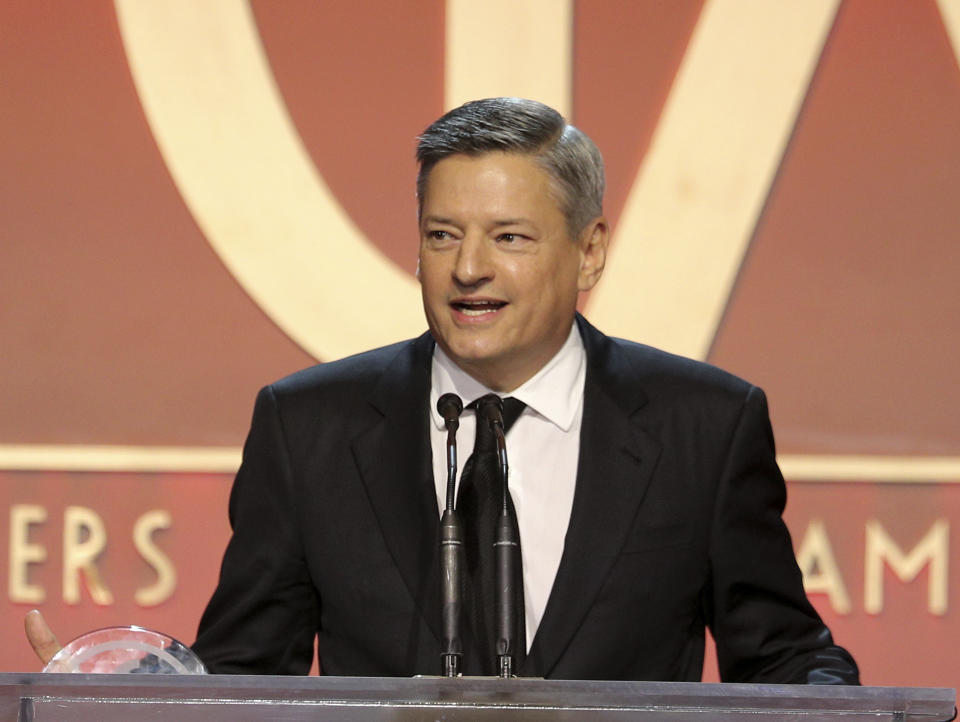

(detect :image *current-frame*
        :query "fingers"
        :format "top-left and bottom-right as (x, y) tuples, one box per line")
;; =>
(24, 609), (62, 665)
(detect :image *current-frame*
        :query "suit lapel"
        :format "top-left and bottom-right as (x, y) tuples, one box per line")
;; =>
(350, 333), (444, 645)
(525, 317), (662, 677)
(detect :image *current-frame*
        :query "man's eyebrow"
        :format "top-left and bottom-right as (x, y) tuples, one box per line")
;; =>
(420, 216), (536, 227)
(491, 218), (533, 227)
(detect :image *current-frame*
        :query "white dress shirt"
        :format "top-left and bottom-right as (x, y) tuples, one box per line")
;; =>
(429, 323), (586, 648)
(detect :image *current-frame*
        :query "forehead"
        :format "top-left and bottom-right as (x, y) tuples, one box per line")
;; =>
(421, 152), (564, 219)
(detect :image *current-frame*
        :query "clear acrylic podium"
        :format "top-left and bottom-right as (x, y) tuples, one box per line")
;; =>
(0, 673), (954, 720)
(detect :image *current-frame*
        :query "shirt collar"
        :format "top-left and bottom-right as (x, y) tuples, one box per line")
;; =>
(429, 322), (586, 432)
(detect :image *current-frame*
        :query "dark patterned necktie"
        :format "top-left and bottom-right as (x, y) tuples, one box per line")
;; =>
(457, 396), (526, 675)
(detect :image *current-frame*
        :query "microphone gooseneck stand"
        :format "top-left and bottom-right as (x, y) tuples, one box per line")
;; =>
(476, 394), (521, 679)
(437, 393), (464, 677)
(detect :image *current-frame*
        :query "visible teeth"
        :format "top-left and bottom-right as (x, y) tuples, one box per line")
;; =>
(454, 300), (503, 316)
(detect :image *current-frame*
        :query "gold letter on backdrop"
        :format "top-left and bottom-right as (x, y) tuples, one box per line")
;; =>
(62, 506), (114, 606)
(444, 0), (571, 115)
(114, 0), (422, 363)
(133, 510), (176, 606)
(8, 505), (47, 604)
(864, 519), (949, 616)
(588, 0), (841, 359)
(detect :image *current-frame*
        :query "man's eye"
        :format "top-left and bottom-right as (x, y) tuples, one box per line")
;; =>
(497, 233), (518, 243)
(427, 230), (451, 241)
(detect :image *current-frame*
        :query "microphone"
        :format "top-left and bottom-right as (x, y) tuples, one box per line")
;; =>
(476, 394), (519, 678)
(436, 393), (464, 677)
(477, 397), (510, 512)
(437, 393), (463, 512)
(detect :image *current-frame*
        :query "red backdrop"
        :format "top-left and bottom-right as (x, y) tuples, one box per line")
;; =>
(2, 0), (958, 689)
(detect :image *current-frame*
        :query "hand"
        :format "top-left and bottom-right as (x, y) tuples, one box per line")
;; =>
(24, 609), (62, 666)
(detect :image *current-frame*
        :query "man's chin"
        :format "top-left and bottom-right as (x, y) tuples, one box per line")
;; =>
(435, 340), (507, 382)
(443, 346), (504, 372)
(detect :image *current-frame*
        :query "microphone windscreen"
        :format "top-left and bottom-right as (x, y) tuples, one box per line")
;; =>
(437, 392), (464, 421)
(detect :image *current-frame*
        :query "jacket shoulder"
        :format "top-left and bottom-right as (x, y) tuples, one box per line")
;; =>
(578, 313), (753, 394)
(269, 340), (415, 396)
(265, 335), (428, 405)
(237, 334), (432, 454)
(609, 336), (754, 397)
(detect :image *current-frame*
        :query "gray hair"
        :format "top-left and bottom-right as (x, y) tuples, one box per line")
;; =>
(416, 98), (605, 237)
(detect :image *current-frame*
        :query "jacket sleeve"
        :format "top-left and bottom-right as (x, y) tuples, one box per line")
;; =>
(707, 385), (859, 684)
(191, 384), (319, 674)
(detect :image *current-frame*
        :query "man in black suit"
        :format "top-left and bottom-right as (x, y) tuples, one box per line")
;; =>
(189, 98), (857, 682)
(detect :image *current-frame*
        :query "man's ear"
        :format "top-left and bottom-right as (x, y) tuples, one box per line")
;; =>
(577, 217), (609, 292)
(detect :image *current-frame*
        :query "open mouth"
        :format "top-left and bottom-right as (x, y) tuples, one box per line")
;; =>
(451, 299), (507, 316)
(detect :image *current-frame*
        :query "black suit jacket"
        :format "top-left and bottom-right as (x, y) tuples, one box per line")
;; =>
(192, 316), (858, 683)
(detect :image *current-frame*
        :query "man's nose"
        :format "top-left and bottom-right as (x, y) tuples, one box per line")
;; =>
(452, 234), (493, 286)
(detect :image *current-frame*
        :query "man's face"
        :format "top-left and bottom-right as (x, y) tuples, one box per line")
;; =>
(418, 152), (606, 391)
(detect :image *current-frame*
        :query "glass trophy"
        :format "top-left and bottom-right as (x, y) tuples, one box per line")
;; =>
(43, 626), (207, 674)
